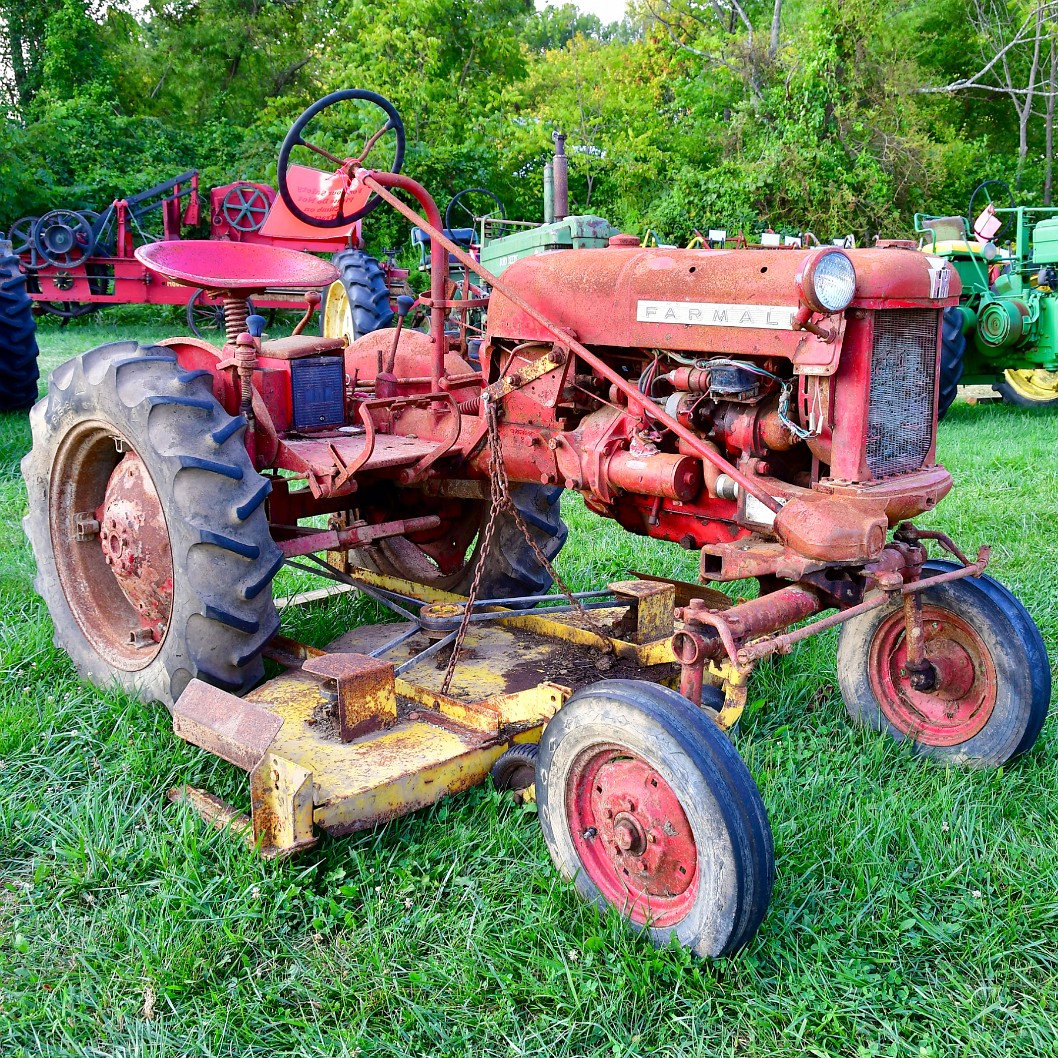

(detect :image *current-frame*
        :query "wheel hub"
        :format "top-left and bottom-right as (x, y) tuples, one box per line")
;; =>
(50, 424), (174, 670)
(870, 605), (998, 745)
(98, 453), (174, 637)
(569, 749), (698, 928)
(43, 223), (75, 254)
(1003, 368), (1058, 401)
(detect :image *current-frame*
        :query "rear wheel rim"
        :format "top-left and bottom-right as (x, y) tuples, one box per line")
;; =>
(869, 604), (998, 746)
(567, 744), (699, 928)
(323, 280), (353, 341)
(49, 422), (173, 670)
(1003, 368), (1058, 402)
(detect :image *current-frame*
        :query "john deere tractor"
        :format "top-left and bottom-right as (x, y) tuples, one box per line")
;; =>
(918, 180), (1058, 413)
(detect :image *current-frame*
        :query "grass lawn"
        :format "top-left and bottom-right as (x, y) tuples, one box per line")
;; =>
(3, 312), (1058, 1057)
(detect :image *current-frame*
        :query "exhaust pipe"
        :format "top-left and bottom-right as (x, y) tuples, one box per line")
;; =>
(552, 131), (568, 221)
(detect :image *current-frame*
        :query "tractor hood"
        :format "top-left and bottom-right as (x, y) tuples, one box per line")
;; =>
(485, 246), (961, 364)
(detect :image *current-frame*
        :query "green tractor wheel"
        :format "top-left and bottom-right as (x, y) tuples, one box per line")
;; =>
(994, 369), (1058, 409)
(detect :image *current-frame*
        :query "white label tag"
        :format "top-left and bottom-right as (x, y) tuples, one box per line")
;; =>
(743, 492), (778, 527)
(637, 301), (797, 329)
(926, 258), (952, 299)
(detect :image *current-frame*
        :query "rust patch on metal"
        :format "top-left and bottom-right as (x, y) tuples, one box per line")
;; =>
(167, 785), (254, 848)
(609, 580), (675, 644)
(171, 678), (284, 770)
(249, 751), (318, 857)
(303, 652), (397, 741)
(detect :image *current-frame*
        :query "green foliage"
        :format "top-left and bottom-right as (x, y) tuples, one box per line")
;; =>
(2, 0), (1057, 244)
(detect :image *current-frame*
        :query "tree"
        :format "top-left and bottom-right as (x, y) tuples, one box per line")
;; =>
(916, 0), (1058, 189)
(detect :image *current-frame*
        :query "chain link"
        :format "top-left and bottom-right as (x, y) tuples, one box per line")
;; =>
(439, 399), (613, 696)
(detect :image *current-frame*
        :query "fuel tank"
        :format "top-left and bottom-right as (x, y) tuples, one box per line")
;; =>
(485, 245), (961, 361)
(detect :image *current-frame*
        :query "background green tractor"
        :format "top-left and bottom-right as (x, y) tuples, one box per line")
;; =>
(919, 180), (1058, 415)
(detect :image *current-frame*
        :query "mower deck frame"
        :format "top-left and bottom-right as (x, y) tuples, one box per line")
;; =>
(168, 569), (709, 857)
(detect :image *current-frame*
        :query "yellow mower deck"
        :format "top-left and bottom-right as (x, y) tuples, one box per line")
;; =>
(168, 571), (730, 857)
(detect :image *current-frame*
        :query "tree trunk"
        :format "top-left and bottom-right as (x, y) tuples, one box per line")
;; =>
(1016, 3), (1044, 189)
(1047, 37), (1056, 205)
(770, 0), (783, 59)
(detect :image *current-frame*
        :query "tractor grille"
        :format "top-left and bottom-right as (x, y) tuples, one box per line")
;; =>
(865, 309), (939, 478)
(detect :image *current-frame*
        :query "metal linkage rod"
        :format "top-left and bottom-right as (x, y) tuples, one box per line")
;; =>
(359, 170), (782, 514)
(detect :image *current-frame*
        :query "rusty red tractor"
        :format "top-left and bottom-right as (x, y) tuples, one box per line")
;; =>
(22, 90), (1050, 959)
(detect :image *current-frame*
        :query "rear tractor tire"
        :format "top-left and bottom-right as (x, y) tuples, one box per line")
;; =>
(538, 680), (774, 959)
(321, 249), (393, 343)
(353, 484), (568, 600)
(22, 341), (282, 707)
(0, 238), (40, 411)
(937, 306), (965, 421)
(837, 563), (1049, 767)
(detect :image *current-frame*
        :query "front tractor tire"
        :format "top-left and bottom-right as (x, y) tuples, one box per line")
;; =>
(22, 342), (282, 708)
(836, 563), (1049, 767)
(538, 680), (774, 959)
(994, 368), (1058, 410)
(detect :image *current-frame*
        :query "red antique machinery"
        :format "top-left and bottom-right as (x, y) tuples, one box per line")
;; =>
(10, 171), (400, 338)
(21, 90), (1049, 960)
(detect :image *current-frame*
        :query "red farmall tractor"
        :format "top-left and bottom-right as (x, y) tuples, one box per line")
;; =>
(21, 90), (1050, 959)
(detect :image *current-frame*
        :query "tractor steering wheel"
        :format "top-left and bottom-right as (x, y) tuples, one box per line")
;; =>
(444, 188), (506, 233)
(968, 179), (1015, 241)
(277, 88), (406, 228)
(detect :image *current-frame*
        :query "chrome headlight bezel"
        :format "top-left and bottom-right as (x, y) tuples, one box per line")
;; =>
(799, 249), (857, 314)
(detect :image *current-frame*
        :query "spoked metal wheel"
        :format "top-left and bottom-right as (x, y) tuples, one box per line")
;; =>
(995, 368), (1058, 409)
(838, 564), (1049, 766)
(221, 184), (272, 234)
(10, 216), (38, 256)
(32, 209), (95, 268)
(538, 680), (774, 958)
(186, 288), (256, 340)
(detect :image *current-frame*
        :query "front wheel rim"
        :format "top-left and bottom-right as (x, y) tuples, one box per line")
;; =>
(1003, 368), (1058, 402)
(869, 604), (998, 746)
(567, 744), (699, 928)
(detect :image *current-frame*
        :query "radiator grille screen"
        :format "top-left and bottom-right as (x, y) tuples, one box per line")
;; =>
(865, 309), (939, 478)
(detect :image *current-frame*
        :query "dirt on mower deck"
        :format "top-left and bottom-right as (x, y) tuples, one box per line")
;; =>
(328, 615), (676, 708)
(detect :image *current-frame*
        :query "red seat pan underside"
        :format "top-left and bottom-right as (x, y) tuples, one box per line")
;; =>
(134, 240), (339, 292)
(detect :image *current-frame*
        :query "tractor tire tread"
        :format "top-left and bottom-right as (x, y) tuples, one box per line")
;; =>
(21, 341), (281, 707)
(0, 245), (40, 411)
(325, 249), (393, 339)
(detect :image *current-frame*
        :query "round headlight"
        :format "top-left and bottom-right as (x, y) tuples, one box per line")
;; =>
(802, 250), (856, 313)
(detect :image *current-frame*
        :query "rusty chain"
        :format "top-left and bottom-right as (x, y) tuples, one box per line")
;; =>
(439, 398), (613, 696)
